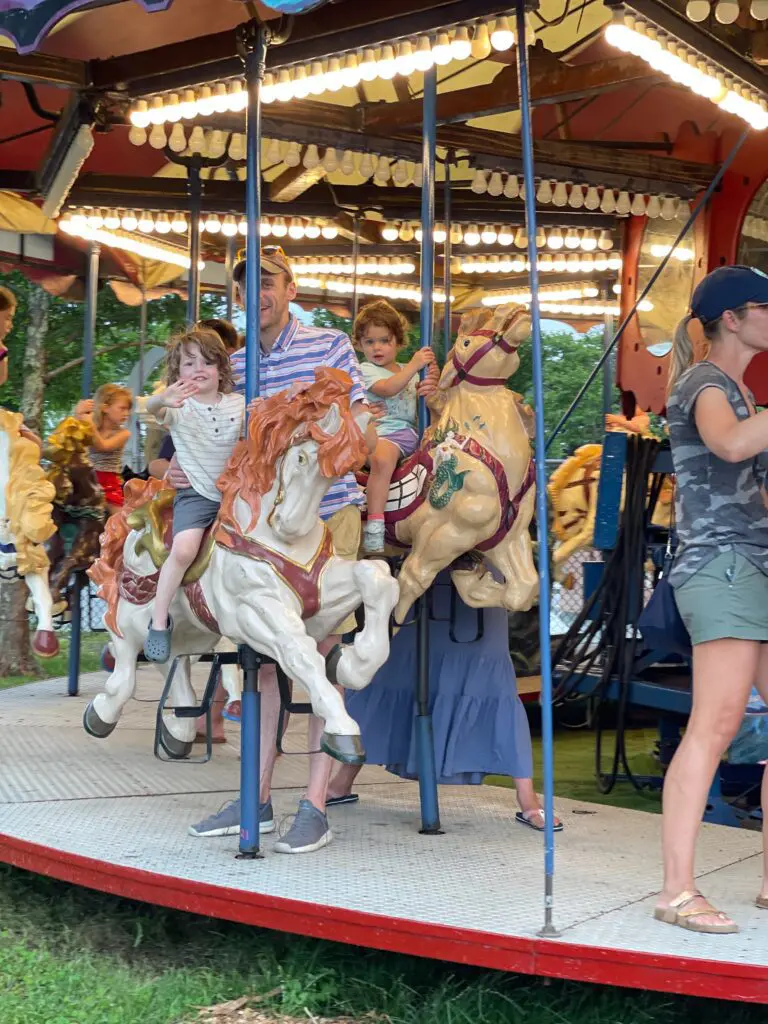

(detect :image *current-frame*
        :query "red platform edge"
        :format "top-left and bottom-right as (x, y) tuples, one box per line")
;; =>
(0, 832), (766, 1003)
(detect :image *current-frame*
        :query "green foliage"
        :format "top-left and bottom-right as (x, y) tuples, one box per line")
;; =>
(0, 271), (224, 424)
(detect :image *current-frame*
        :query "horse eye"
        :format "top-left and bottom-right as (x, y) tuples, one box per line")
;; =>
(463, 339), (470, 347)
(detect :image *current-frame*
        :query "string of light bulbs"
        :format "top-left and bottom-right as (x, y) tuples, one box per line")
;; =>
(469, 169), (681, 219)
(380, 222), (615, 249)
(59, 209), (339, 240)
(482, 290), (623, 316)
(296, 275), (451, 304)
(685, 0), (768, 24)
(59, 221), (204, 269)
(605, 11), (768, 130)
(290, 257), (416, 276)
(128, 16), (536, 129)
(458, 252), (622, 274)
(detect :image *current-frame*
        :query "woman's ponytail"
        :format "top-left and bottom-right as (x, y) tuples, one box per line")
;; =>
(667, 314), (695, 395)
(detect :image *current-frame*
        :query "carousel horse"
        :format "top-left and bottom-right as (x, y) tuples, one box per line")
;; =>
(86, 368), (398, 763)
(359, 304), (538, 624)
(549, 410), (673, 568)
(0, 410), (59, 657)
(43, 416), (107, 615)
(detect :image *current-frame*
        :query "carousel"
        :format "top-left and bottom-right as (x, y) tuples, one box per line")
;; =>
(0, 0), (767, 1006)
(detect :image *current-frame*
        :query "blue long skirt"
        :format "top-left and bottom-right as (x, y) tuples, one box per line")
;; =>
(346, 574), (533, 784)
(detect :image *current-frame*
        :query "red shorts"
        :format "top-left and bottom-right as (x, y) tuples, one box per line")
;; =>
(95, 470), (124, 507)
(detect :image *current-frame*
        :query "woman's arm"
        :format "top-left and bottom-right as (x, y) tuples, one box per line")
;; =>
(695, 387), (768, 462)
(90, 425), (131, 452)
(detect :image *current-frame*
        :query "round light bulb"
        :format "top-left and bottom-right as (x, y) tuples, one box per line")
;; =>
(324, 56), (344, 91)
(340, 150), (356, 175)
(148, 123), (166, 149)
(515, 228), (528, 248)
(374, 155), (391, 184)
(661, 196), (678, 220)
(188, 125), (205, 154)
(359, 49), (378, 82)
(284, 141), (301, 167)
(305, 223), (321, 239)
(272, 217), (288, 238)
(212, 82), (229, 113)
(103, 210), (120, 230)
(581, 230), (597, 251)
(413, 36), (434, 71)
(382, 222), (399, 241)
(258, 219), (269, 236)
(504, 175), (520, 199)
(377, 44), (397, 79)
(171, 213), (188, 234)
(323, 147), (339, 172)
(121, 211), (138, 231)
(321, 222), (338, 239)
(481, 224), (498, 244)
(715, 0), (739, 22)
(568, 184), (585, 209)
(148, 95), (165, 125)
(434, 223), (447, 243)
(598, 230), (614, 251)
(399, 222), (415, 242)
(615, 190), (632, 215)
(228, 133), (245, 162)
(261, 73), (276, 104)
(564, 228), (580, 250)
(537, 179), (553, 204)
(600, 189), (617, 214)
(168, 122), (187, 153)
(86, 209), (103, 229)
(207, 129), (226, 159)
(138, 212), (155, 233)
(128, 125), (147, 146)
(340, 53), (361, 88)
(497, 226), (514, 246)
(196, 85), (215, 117)
(395, 39), (416, 77)
(307, 62), (325, 96)
(221, 215), (238, 238)
(227, 80), (247, 112)
(204, 214), (221, 234)
(552, 181), (568, 207)
(566, 253), (581, 272)
(288, 217), (305, 240)
(393, 159), (410, 186)
(303, 144), (321, 169)
(646, 195), (662, 218)
(548, 228), (564, 250)
(130, 99), (150, 128)
(471, 168), (488, 194)
(292, 65), (310, 99)
(490, 16), (514, 51)
(179, 89), (197, 119)
(154, 212), (171, 235)
(450, 223), (463, 244)
(630, 193), (646, 216)
(275, 69), (294, 102)
(471, 22), (492, 59)
(432, 32), (453, 65)
(464, 223), (481, 246)
(359, 152), (375, 179)
(584, 185), (601, 210)
(488, 171), (504, 197)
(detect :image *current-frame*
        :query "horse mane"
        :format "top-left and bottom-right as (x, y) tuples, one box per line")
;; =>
(45, 416), (93, 462)
(89, 477), (165, 637)
(218, 366), (368, 533)
(0, 409), (57, 576)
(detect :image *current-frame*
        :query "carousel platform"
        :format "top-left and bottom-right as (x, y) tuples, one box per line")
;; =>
(0, 666), (766, 1005)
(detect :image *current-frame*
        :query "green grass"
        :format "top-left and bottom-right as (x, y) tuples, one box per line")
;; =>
(0, 632), (106, 691)
(0, 863), (764, 1024)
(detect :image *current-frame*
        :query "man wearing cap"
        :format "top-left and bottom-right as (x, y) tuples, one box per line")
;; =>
(184, 246), (379, 853)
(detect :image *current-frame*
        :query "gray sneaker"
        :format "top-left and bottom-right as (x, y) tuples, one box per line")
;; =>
(362, 519), (385, 553)
(273, 798), (333, 854)
(187, 797), (274, 837)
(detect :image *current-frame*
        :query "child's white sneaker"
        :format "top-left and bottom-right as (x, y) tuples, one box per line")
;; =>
(362, 519), (385, 553)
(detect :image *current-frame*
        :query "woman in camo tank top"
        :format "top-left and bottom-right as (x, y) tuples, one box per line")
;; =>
(659, 266), (768, 934)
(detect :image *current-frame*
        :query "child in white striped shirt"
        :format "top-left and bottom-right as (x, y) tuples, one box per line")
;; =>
(143, 326), (245, 663)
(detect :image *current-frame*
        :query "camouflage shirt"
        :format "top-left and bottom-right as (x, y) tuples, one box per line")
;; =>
(667, 361), (768, 587)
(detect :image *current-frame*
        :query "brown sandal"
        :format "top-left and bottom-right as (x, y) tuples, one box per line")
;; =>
(654, 890), (739, 934)
(756, 895), (768, 910)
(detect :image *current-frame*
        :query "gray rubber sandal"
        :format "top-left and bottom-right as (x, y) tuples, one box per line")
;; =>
(144, 616), (173, 663)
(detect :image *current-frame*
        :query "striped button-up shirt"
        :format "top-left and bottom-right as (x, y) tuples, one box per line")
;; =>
(230, 315), (367, 519)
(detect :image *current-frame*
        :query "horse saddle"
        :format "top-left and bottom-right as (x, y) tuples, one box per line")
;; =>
(126, 488), (217, 584)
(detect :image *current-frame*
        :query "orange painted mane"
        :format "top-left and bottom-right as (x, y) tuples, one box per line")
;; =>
(218, 366), (367, 533)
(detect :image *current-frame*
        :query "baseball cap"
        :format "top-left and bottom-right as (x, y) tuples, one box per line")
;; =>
(233, 244), (294, 284)
(690, 265), (768, 324)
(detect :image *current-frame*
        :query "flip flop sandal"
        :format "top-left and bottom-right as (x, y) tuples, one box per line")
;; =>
(144, 616), (173, 663)
(515, 810), (564, 832)
(192, 734), (227, 745)
(222, 701), (241, 723)
(756, 895), (768, 910)
(326, 793), (359, 807)
(654, 890), (739, 934)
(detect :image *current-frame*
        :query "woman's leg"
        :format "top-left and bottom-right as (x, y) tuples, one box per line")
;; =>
(366, 439), (401, 516)
(657, 637), (759, 924)
(514, 777), (562, 827)
(151, 528), (204, 630)
(753, 645), (768, 901)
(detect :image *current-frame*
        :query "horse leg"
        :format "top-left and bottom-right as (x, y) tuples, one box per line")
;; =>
(322, 559), (399, 691)
(395, 516), (484, 624)
(465, 490), (539, 613)
(84, 624), (141, 738)
(25, 568), (59, 658)
(158, 654), (197, 758)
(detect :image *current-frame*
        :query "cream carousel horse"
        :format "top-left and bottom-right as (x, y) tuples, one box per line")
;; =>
(361, 304), (538, 624)
(86, 369), (398, 764)
(0, 410), (59, 657)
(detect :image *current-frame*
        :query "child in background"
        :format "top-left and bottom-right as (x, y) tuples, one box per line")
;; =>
(143, 326), (245, 663)
(354, 300), (435, 553)
(87, 383), (133, 512)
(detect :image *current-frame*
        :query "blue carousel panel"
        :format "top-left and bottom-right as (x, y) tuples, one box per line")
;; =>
(0, 0), (173, 54)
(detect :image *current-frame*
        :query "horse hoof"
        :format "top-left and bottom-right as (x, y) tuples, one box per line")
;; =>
(320, 732), (365, 766)
(83, 702), (116, 739)
(159, 720), (193, 760)
(32, 630), (59, 658)
(100, 645), (115, 672)
(324, 643), (344, 684)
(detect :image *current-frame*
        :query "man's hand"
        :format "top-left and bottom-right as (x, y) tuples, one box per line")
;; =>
(166, 454), (191, 489)
(417, 362), (440, 399)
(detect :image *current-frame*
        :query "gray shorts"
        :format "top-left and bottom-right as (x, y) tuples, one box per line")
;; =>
(173, 488), (220, 535)
(673, 551), (768, 645)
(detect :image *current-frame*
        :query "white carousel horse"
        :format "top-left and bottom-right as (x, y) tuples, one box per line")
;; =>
(359, 304), (539, 624)
(86, 368), (398, 763)
(0, 409), (59, 657)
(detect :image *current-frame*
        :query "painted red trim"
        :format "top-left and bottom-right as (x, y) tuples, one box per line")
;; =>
(0, 833), (766, 1003)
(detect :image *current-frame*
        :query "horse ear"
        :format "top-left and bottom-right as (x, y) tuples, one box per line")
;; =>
(457, 308), (491, 339)
(496, 304), (531, 346)
(317, 403), (342, 436)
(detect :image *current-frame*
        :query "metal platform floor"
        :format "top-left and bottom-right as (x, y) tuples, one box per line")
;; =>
(0, 667), (766, 1004)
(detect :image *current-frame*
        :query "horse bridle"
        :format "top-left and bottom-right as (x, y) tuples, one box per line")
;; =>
(449, 327), (520, 387)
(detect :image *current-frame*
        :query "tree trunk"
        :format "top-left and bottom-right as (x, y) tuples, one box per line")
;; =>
(0, 577), (37, 677)
(20, 285), (49, 434)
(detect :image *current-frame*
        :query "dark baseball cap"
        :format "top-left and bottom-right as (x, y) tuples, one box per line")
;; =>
(233, 244), (294, 285)
(690, 265), (768, 324)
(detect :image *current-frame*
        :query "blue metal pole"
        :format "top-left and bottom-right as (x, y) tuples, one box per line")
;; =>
(415, 64), (441, 836)
(186, 167), (201, 326)
(443, 158), (452, 360)
(238, 25), (267, 860)
(66, 571), (85, 696)
(515, 0), (558, 937)
(225, 236), (236, 323)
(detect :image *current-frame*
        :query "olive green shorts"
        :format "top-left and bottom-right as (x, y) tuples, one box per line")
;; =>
(673, 551), (768, 646)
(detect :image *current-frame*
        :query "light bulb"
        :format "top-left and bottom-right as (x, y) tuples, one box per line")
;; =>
(128, 125), (147, 146)
(284, 141), (301, 167)
(490, 16), (514, 51)
(321, 222), (338, 239)
(537, 179), (553, 204)
(399, 222), (415, 242)
(196, 85), (215, 117)
(153, 212), (170, 235)
(86, 209), (103, 229)
(374, 155), (391, 184)
(415, 227), (423, 242)
(305, 222), (321, 239)
(432, 32), (453, 65)
(148, 95), (165, 125)
(434, 223), (447, 243)
(221, 215), (238, 238)
(464, 223), (481, 246)
(163, 93), (181, 123)
(536, 227), (547, 248)
(615, 190), (631, 215)
(752, 0), (768, 16)
(715, 0), (739, 21)
(292, 65), (310, 99)
(204, 213), (221, 234)
(377, 44), (397, 79)
(275, 69), (294, 102)
(227, 80), (247, 112)
(359, 48), (378, 82)
(581, 230), (597, 251)
(548, 227), (563, 249)
(138, 212), (155, 233)
(451, 26), (472, 60)
(598, 230), (614, 251)
(515, 228), (528, 248)
(272, 216), (288, 238)
(121, 210), (138, 231)
(307, 62), (325, 96)
(340, 53), (360, 88)
(212, 82), (229, 114)
(581, 254), (595, 270)
(179, 89), (197, 119)
(261, 73), (276, 104)
(413, 163), (423, 186)
(207, 129), (226, 159)
(167, 122), (186, 153)
(323, 147), (339, 172)
(395, 40), (416, 76)
(630, 193), (646, 216)
(188, 125), (205, 154)
(359, 152), (375, 178)
(288, 217), (305, 240)
(382, 222), (400, 241)
(171, 213), (187, 233)
(393, 159), (410, 186)
(568, 184), (585, 209)
(646, 195), (662, 218)
(564, 228), (580, 250)
(497, 225), (514, 246)
(539, 253), (553, 271)
(608, 252), (622, 270)
(324, 56), (344, 91)
(341, 150), (356, 175)
(504, 175), (519, 199)
(471, 169), (488, 194)
(661, 196), (678, 220)
(488, 171), (504, 196)
(103, 210), (120, 230)
(471, 22), (492, 59)
(303, 144), (320, 169)
(450, 223), (463, 244)
(413, 36), (434, 71)
(552, 181), (568, 207)
(130, 99), (150, 128)
(481, 224), (498, 244)
(258, 219), (270, 236)
(584, 185), (600, 210)
(600, 189), (617, 214)
(566, 253), (581, 271)
(228, 133), (245, 161)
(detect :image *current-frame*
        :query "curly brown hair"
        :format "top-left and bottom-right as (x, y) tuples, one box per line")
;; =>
(353, 300), (408, 350)
(166, 327), (234, 394)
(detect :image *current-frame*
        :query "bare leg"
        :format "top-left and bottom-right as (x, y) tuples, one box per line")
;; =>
(256, 663), (283, 805)
(328, 762), (362, 799)
(196, 676), (227, 741)
(366, 439), (400, 516)
(306, 635), (341, 813)
(151, 527), (203, 630)
(754, 646), (768, 901)
(514, 777), (561, 827)
(657, 638), (758, 927)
